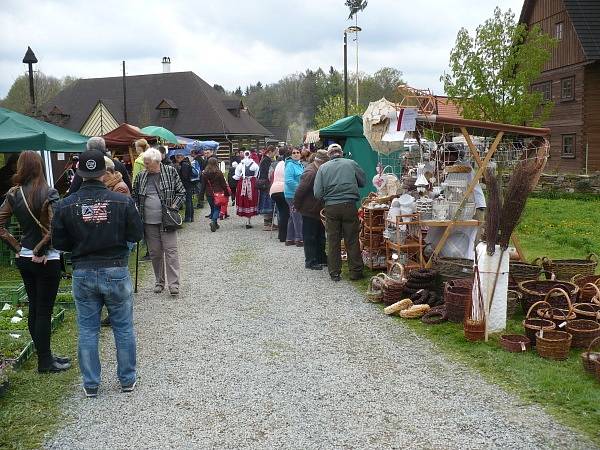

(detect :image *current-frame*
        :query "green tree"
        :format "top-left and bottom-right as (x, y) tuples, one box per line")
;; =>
(0, 72), (77, 114)
(441, 7), (556, 126)
(314, 95), (364, 129)
(345, 0), (368, 19)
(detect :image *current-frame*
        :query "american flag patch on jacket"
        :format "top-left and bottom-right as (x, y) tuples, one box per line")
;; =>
(81, 202), (109, 223)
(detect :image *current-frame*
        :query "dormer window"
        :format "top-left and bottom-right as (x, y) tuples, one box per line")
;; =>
(555, 22), (564, 41)
(155, 98), (178, 119)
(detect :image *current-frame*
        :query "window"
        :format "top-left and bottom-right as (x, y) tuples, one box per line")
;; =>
(532, 81), (552, 101)
(561, 77), (574, 100)
(160, 108), (176, 119)
(562, 134), (576, 158)
(555, 22), (564, 40)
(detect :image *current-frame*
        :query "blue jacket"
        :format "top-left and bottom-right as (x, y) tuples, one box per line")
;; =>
(52, 180), (143, 269)
(284, 158), (304, 199)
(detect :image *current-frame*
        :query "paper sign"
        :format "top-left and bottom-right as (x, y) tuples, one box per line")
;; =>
(57, 153), (65, 161)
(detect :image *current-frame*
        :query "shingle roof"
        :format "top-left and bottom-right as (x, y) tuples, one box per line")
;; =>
(434, 96), (463, 120)
(564, 0), (600, 60)
(520, 0), (600, 61)
(43, 71), (272, 137)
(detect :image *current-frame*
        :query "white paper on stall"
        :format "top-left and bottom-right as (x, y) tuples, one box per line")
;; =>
(2, 303), (11, 311)
(10, 316), (22, 323)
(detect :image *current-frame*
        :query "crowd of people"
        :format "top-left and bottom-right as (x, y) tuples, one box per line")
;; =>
(0, 136), (367, 398)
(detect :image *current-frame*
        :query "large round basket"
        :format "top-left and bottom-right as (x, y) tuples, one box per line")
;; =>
(433, 257), (474, 284)
(444, 284), (471, 323)
(581, 336), (600, 374)
(509, 261), (542, 285)
(535, 330), (572, 361)
(573, 302), (600, 321)
(541, 254), (598, 281)
(571, 275), (600, 302)
(518, 280), (579, 314)
(566, 319), (600, 349)
(523, 301), (556, 346)
(500, 334), (531, 353)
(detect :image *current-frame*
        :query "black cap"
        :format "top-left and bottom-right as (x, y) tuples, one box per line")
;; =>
(77, 150), (106, 178)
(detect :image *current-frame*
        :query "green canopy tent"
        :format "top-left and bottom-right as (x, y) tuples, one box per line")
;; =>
(319, 115), (379, 200)
(0, 107), (88, 186)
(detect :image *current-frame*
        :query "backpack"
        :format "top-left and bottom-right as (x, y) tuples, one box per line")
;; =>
(191, 159), (201, 181)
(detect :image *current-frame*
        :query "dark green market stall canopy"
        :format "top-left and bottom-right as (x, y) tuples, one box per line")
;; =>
(319, 115), (379, 199)
(0, 107), (87, 153)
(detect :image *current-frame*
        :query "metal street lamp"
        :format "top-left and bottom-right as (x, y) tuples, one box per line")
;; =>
(22, 46), (38, 113)
(346, 26), (362, 107)
(343, 30), (348, 117)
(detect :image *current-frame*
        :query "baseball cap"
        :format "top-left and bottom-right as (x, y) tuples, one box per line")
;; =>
(327, 143), (343, 157)
(77, 149), (106, 178)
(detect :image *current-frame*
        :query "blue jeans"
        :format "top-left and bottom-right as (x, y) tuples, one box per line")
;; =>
(207, 196), (220, 222)
(72, 266), (136, 389)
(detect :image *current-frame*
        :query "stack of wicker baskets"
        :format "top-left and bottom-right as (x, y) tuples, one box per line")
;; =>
(518, 280), (579, 314)
(443, 278), (473, 323)
(571, 275), (600, 302)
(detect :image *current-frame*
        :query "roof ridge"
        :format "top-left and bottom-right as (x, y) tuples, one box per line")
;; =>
(188, 72), (230, 135)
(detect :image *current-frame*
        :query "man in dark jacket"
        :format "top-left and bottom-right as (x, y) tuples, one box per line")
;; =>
(52, 148), (143, 398)
(294, 150), (329, 270)
(314, 144), (366, 282)
(0, 153), (19, 203)
(67, 137), (132, 196)
(175, 154), (194, 222)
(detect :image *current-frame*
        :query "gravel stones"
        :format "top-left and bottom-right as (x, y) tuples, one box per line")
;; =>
(45, 212), (596, 450)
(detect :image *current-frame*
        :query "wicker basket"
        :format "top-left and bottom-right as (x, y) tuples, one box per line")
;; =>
(509, 261), (542, 284)
(571, 275), (600, 302)
(535, 329), (572, 360)
(573, 302), (600, 321)
(500, 334), (531, 353)
(566, 319), (600, 349)
(387, 262), (406, 282)
(507, 290), (522, 319)
(444, 284), (471, 323)
(535, 287), (576, 328)
(433, 257), (474, 283)
(366, 274), (385, 303)
(523, 300), (556, 346)
(518, 280), (579, 314)
(594, 359), (600, 382)
(581, 336), (600, 374)
(541, 254), (598, 281)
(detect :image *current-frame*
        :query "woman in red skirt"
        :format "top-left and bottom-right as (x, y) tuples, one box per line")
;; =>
(233, 150), (259, 228)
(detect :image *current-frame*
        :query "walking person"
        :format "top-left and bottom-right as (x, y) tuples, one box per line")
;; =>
(233, 150), (259, 229)
(132, 139), (150, 182)
(257, 146), (276, 230)
(132, 148), (186, 296)
(269, 149), (289, 243)
(0, 151), (71, 373)
(284, 148), (305, 246)
(294, 150), (329, 270)
(174, 153), (194, 222)
(314, 144), (366, 282)
(199, 157), (229, 232)
(228, 154), (241, 207)
(52, 148), (143, 397)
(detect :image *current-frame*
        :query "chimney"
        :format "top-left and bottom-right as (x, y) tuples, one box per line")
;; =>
(162, 56), (171, 73)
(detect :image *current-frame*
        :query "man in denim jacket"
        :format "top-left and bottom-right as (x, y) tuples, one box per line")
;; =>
(52, 148), (143, 398)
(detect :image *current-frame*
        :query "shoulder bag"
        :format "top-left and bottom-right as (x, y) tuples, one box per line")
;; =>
(207, 178), (228, 208)
(151, 176), (182, 231)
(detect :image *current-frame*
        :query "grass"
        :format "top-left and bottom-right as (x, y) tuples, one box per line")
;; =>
(347, 196), (600, 444)
(516, 197), (600, 262)
(0, 245), (144, 450)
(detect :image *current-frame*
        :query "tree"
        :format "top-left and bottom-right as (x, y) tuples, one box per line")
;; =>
(441, 7), (556, 126)
(213, 84), (225, 94)
(0, 72), (77, 114)
(314, 95), (364, 129)
(233, 86), (243, 97)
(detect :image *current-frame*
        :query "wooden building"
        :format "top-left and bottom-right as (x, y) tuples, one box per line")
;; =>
(43, 71), (272, 160)
(520, 0), (600, 172)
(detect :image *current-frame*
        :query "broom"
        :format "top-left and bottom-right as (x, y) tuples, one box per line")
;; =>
(483, 168), (501, 256)
(498, 141), (548, 250)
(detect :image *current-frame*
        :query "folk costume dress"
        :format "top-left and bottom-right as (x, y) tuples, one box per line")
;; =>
(233, 156), (259, 218)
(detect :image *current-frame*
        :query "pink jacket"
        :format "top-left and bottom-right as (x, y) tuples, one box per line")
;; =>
(269, 160), (285, 195)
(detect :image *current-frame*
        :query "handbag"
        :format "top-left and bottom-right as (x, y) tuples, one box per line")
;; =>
(151, 176), (182, 231)
(207, 179), (228, 207)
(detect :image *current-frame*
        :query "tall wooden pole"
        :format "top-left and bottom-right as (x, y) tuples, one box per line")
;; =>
(122, 61), (128, 123)
(344, 31), (348, 117)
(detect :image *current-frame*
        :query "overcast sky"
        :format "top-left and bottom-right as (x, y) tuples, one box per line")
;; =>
(0, 0), (523, 99)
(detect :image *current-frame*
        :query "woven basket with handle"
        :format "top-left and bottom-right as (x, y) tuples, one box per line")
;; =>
(581, 336), (600, 374)
(571, 275), (600, 303)
(523, 300), (556, 346)
(535, 329), (572, 361)
(540, 253), (598, 281)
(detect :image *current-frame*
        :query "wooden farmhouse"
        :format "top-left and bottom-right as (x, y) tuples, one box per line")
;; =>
(520, 0), (600, 172)
(43, 71), (272, 160)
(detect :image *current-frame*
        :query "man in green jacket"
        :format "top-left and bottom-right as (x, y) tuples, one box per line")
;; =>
(313, 143), (366, 282)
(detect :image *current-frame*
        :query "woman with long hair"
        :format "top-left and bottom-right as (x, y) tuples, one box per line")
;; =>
(0, 151), (71, 373)
(199, 157), (229, 232)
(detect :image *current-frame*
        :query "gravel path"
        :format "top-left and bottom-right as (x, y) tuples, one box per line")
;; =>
(46, 210), (595, 450)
